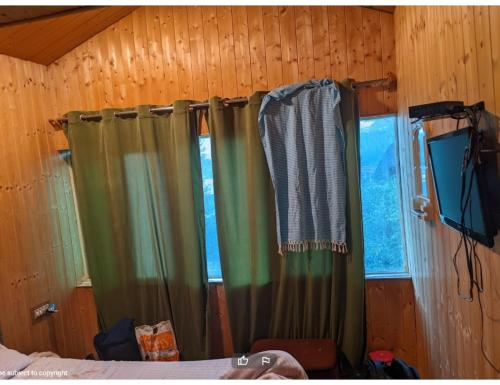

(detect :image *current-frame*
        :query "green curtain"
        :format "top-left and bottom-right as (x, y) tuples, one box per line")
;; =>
(207, 81), (365, 367)
(66, 102), (209, 360)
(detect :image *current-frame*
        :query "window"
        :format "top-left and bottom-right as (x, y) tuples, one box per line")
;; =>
(66, 121), (407, 282)
(59, 151), (90, 286)
(199, 137), (222, 280)
(360, 116), (407, 276)
(65, 139), (224, 283)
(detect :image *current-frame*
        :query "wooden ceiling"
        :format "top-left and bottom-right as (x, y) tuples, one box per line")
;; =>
(0, 6), (137, 65)
(0, 5), (395, 66)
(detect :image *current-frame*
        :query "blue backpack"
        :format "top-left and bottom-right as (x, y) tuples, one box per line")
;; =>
(93, 318), (142, 361)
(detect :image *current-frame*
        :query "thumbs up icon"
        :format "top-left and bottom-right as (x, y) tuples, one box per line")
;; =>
(237, 355), (249, 366)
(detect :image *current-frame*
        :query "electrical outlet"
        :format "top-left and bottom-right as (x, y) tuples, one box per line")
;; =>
(32, 302), (49, 320)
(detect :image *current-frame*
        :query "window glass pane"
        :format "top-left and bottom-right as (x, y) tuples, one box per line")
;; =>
(199, 137), (222, 279)
(360, 116), (406, 274)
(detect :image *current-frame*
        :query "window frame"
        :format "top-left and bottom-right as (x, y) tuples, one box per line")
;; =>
(60, 151), (91, 287)
(66, 114), (411, 285)
(359, 113), (410, 279)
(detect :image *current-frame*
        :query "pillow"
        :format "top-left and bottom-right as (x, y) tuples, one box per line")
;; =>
(0, 345), (35, 379)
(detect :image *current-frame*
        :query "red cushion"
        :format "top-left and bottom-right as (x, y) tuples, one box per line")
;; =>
(250, 338), (336, 371)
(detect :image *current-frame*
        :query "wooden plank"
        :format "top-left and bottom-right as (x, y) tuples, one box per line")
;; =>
(327, 6), (348, 81)
(105, 23), (126, 106)
(202, 6), (223, 96)
(117, 14), (138, 106)
(295, 6), (315, 82)
(473, 6), (498, 378)
(145, 6), (166, 103)
(172, 7), (194, 100)
(461, 6), (481, 104)
(474, 7), (496, 111)
(246, 6), (268, 92)
(262, 6), (283, 89)
(216, 6), (238, 98)
(0, 6), (137, 65)
(278, 6), (299, 85)
(361, 279), (418, 365)
(345, 6), (366, 114)
(43, 8), (127, 64)
(345, 6), (365, 81)
(380, 11), (397, 113)
(85, 36), (104, 110)
(361, 7), (384, 116)
(231, 6), (253, 96)
(158, 6), (180, 103)
(491, 6), (500, 120)
(187, 6), (209, 101)
(132, 7), (154, 103)
(393, 5), (500, 379)
(310, 6), (331, 80)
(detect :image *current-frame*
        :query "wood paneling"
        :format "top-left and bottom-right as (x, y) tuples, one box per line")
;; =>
(363, 6), (396, 15)
(0, 6), (137, 65)
(211, 279), (418, 364)
(0, 54), (96, 358)
(0, 5), (398, 359)
(47, 6), (396, 121)
(366, 278), (417, 366)
(395, 6), (500, 378)
(0, 6), (82, 25)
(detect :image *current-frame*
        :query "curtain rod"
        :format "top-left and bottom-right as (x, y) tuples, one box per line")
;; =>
(49, 73), (396, 130)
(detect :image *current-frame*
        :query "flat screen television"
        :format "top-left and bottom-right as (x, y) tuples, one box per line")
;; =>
(427, 127), (498, 248)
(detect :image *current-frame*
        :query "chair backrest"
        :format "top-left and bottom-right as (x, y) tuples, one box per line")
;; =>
(250, 338), (336, 371)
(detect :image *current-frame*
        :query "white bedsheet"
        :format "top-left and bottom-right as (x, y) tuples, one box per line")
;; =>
(10, 350), (307, 380)
(0, 344), (35, 380)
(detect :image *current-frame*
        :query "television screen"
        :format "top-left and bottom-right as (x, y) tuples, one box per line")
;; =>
(427, 127), (497, 247)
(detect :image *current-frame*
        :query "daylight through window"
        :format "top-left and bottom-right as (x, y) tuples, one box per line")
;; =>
(200, 137), (222, 280)
(360, 115), (407, 275)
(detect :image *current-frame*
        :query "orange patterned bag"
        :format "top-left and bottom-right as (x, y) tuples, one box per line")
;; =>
(135, 320), (180, 361)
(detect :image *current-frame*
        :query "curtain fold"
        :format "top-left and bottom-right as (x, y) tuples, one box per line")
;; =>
(207, 81), (365, 367)
(66, 102), (209, 360)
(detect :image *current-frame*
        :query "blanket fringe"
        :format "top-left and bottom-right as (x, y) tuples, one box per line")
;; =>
(278, 240), (348, 255)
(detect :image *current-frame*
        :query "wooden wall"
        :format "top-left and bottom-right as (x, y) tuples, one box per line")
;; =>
(395, 6), (500, 378)
(365, 278), (417, 366)
(44, 5), (401, 359)
(0, 5), (402, 360)
(0, 54), (98, 358)
(46, 6), (396, 120)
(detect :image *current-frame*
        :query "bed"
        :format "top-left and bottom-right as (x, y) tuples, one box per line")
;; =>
(0, 344), (307, 380)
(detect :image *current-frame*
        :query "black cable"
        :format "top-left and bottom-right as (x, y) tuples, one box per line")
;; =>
(477, 273), (500, 374)
(451, 107), (500, 373)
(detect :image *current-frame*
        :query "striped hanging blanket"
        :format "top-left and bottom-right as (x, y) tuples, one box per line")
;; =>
(258, 79), (347, 254)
